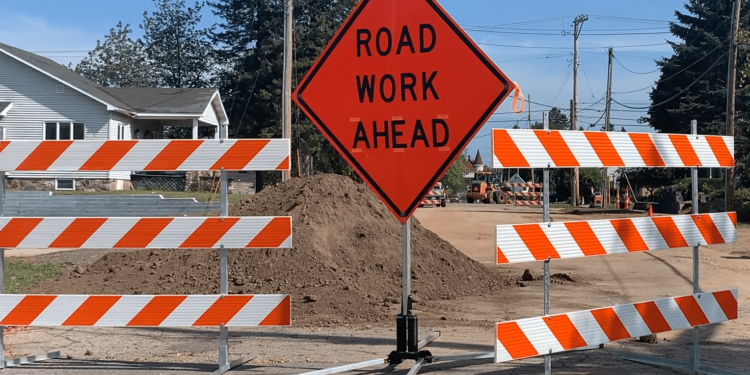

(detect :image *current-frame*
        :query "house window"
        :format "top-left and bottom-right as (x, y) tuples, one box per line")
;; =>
(44, 122), (84, 140)
(55, 179), (75, 191)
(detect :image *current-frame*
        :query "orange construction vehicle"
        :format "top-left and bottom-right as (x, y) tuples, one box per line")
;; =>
(466, 171), (505, 203)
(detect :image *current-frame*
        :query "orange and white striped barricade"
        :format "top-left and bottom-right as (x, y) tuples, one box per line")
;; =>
(0, 139), (290, 172)
(495, 290), (738, 363)
(0, 217), (292, 249)
(491, 129), (733, 169)
(495, 212), (737, 264)
(0, 139), (291, 373)
(490, 125), (738, 374)
(503, 182), (543, 206)
(0, 294), (290, 327)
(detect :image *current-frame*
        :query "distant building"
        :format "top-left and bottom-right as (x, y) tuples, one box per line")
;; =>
(463, 149), (489, 185)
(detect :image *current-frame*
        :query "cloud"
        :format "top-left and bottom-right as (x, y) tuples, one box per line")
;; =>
(0, 14), (100, 66)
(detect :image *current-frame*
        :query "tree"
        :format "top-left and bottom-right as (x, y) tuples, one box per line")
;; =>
(531, 107), (570, 129)
(209, 0), (357, 179)
(441, 153), (468, 194)
(624, 168), (675, 198)
(645, 0), (749, 135)
(141, 0), (216, 88)
(75, 22), (154, 87)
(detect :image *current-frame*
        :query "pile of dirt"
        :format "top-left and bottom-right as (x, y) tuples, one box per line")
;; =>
(29, 174), (513, 327)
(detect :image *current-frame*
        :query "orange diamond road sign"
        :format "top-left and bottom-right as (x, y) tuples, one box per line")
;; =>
(293, 0), (513, 223)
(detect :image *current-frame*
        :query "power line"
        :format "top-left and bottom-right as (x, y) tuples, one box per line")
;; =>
(590, 15), (671, 24)
(612, 44), (723, 95)
(613, 53), (659, 74)
(476, 41), (668, 50)
(612, 50), (729, 110)
(464, 28), (669, 36)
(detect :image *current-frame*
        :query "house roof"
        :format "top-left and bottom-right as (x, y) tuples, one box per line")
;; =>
(473, 149), (484, 166)
(0, 42), (227, 123)
(99, 87), (217, 114)
(0, 102), (11, 117)
(0, 42), (131, 110)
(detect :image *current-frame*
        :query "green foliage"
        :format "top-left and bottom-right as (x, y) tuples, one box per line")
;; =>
(646, 0), (750, 137)
(4, 261), (71, 294)
(550, 168), (601, 202)
(673, 178), (725, 200)
(624, 168), (676, 198)
(75, 22), (154, 87)
(531, 107), (570, 130)
(141, 0), (217, 88)
(441, 153), (468, 193)
(735, 188), (750, 221)
(209, 0), (358, 176)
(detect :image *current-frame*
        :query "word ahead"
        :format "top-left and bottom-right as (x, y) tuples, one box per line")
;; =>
(352, 119), (448, 149)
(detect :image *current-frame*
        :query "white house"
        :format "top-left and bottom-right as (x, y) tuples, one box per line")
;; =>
(0, 42), (230, 191)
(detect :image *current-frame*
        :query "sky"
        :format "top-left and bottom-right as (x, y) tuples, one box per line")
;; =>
(1, 0), (690, 162)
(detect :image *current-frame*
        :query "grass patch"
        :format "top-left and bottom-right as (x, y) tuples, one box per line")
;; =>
(3, 261), (72, 294)
(53, 189), (250, 205)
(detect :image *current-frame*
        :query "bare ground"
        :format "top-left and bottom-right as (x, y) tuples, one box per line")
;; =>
(3, 200), (750, 374)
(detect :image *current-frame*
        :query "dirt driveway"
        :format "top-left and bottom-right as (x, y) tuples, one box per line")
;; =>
(4, 203), (749, 374)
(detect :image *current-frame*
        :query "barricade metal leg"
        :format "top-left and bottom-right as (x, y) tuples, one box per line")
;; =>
(691, 154), (701, 371)
(621, 121), (739, 375)
(212, 168), (256, 374)
(542, 167), (552, 375)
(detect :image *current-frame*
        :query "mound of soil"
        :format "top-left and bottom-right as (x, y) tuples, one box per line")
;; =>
(29, 174), (512, 327)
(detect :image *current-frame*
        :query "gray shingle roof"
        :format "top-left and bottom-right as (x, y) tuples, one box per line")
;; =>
(98, 87), (216, 114)
(0, 42), (218, 116)
(0, 102), (11, 114)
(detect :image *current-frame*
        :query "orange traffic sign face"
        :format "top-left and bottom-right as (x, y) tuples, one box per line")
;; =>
(294, 0), (512, 223)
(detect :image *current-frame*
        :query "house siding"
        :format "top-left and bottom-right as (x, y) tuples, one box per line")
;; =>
(0, 52), (111, 140)
(199, 102), (219, 126)
(0, 53), (130, 183)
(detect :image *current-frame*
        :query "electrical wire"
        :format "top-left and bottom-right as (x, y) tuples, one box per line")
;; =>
(613, 54), (659, 74)
(613, 44), (723, 95)
(612, 50), (728, 110)
(476, 41), (668, 50)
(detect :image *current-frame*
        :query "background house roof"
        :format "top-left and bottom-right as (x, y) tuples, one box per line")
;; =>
(0, 102), (11, 117)
(99, 87), (218, 114)
(0, 42), (223, 120)
(0, 42), (131, 110)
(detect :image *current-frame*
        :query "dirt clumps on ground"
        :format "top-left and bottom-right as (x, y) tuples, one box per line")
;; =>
(29, 174), (513, 327)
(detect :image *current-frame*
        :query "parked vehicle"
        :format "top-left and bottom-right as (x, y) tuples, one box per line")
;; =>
(420, 182), (447, 207)
(449, 193), (460, 203)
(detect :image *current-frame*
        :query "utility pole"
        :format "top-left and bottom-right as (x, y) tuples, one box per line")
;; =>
(603, 47), (613, 207)
(726, 0), (741, 212)
(281, 0), (293, 182)
(529, 95), (534, 183)
(571, 14), (588, 207)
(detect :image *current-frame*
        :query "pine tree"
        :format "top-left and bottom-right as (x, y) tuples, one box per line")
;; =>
(75, 22), (154, 87)
(646, 0), (749, 135)
(209, 0), (357, 176)
(531, 107), (570, 129)
(141, 0), (216, 88)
